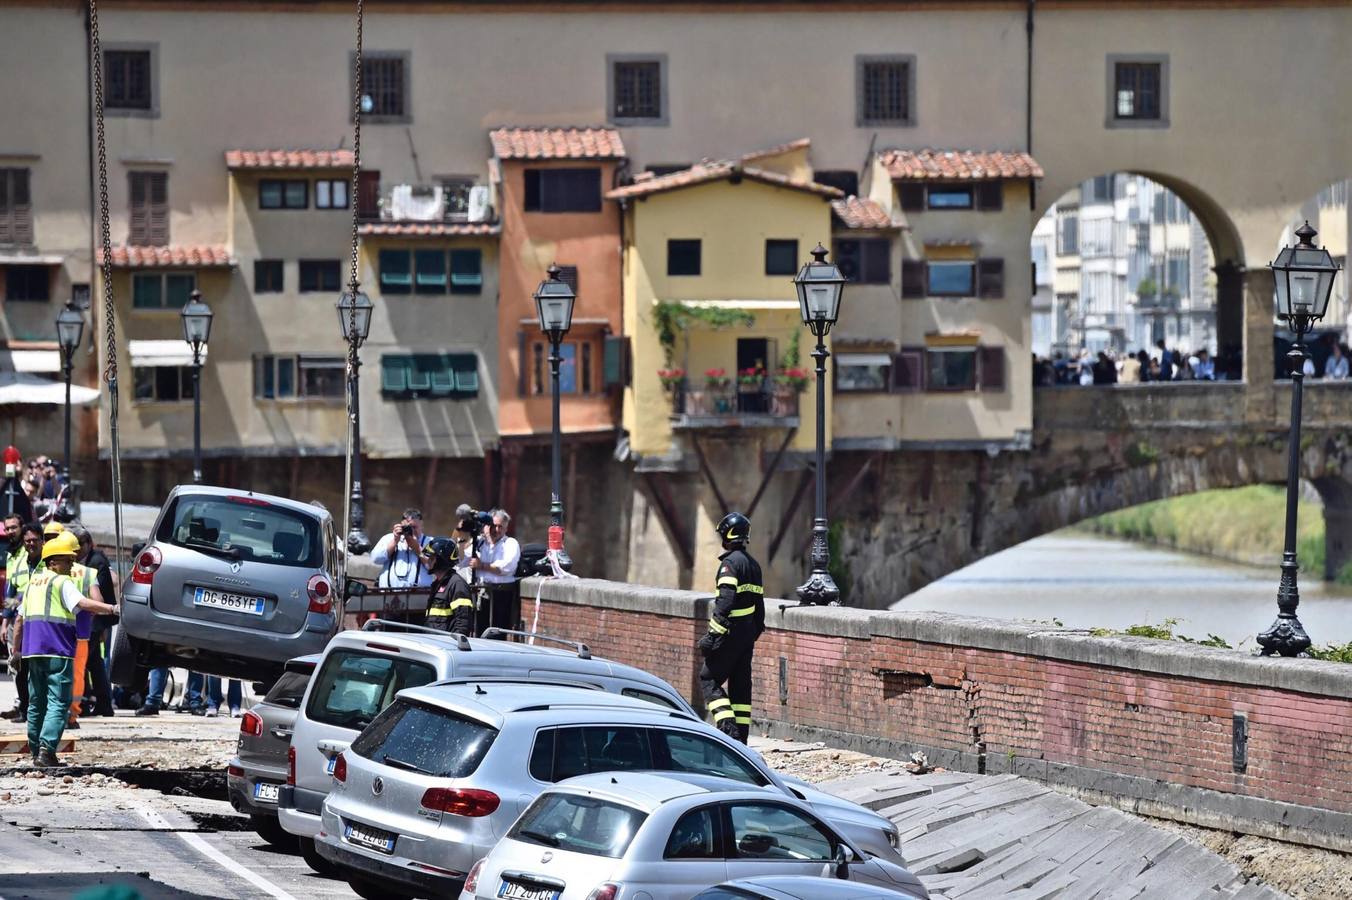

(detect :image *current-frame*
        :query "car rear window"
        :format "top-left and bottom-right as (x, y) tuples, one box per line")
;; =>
(263, 669), (312, 709)
(305, 649), (436, 731)
(510, 792), (647, 859)
(156, 494), (323, 569)
(352, 700), (497, 778)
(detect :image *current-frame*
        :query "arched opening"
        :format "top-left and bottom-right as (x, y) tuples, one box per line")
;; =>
(1030, 172), (1242, 382)
(1277, 179), (1352, 380)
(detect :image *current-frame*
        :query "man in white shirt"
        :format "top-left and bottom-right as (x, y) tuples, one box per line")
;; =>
(370, 507), (434, 589)
(470, 509), (521, 635)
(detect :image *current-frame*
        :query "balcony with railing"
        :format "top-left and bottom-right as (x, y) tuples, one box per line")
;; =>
(666, 372), (801, 430)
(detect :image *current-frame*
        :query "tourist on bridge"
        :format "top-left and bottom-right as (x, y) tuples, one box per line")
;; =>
(698, 512), (764, 744)
(1327, 343), (1350, 380)
(372, 507), (434, 589)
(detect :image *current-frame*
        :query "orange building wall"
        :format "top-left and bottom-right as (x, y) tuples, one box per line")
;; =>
(497, 159), (623, 438)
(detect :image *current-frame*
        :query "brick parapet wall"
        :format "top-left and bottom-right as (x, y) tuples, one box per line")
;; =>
(524, 577), (1352, 851)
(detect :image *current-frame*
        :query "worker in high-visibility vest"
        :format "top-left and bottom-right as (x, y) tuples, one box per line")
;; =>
(65, 551), (103, 728)
(11, 532), (116, 767)
(697, 512), (765, 744)
(2, 522), (44, 722)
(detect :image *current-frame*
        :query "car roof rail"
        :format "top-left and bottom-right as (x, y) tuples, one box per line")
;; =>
(481, 627), (591, 659)
(428, 676), (602, 693)
(360, 619), (472, 650)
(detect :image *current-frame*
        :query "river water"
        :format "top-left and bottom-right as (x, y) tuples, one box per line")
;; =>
(895, 532), (1352, 650)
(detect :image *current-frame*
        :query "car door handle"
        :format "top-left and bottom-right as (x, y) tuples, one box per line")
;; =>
(272, 728), (293, 739)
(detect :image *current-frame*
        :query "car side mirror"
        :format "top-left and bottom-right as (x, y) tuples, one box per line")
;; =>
(834, 843), (851, 880)
(344, 578), (367, 601)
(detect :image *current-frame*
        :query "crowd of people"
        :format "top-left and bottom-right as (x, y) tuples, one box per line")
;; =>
(1036, 336), (1352, 387)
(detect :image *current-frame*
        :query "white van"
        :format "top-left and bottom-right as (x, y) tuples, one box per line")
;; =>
(277, 621), (696, 872)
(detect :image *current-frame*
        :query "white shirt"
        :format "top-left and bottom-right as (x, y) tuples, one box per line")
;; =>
(371, 532), (434, 589)
(478, 535), (521, 584)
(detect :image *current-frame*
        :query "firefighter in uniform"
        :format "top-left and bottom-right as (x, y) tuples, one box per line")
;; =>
(698, 512), (764, 744)
(421, 537), (475, 636)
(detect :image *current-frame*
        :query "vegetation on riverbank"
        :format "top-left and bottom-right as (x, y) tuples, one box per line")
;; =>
(1080, 485), (1352, 585)
(1080, 616), (1352, 662)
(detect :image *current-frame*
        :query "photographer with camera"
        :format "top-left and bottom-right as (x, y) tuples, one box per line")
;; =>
(469, 508), (521, 637)
(371, 507), (434, 589)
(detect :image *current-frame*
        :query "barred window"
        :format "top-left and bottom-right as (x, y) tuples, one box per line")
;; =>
(613, 60), (662, 120)
(857, 57), (913, 126)
(359, 54), (408, 119)
(105, 50), (152, 110)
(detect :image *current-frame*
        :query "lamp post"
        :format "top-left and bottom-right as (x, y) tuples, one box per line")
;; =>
(180, 291), (213, 485)
(533, 264), (576, 571)
(336, 288), (374, 555)
(55, 299), (85, 515)
(1258, 221), (1340, 657)
(792, 243), (847, 606)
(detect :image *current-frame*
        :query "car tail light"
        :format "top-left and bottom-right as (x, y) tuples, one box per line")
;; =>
(464, 859), (484, 894)
(306, 574), (333, 614)
(332, 752), (347, 783)
(286, 746), (296, 786)
(227, 495), (271, 507)
(585, 885), (620, 900)
(227, 764), (244, 778)
(240, 710), (264, 738)
(419, 787), (500, 817)
(131, 546), (162, 585)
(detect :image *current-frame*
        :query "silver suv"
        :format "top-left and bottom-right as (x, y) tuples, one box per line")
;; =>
(279, 623), (695, 874)
(111, 485), (344, 687)
(315, 683), (900, 899)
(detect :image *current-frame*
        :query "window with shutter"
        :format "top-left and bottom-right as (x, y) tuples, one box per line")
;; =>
(0, 169), (32, 245)
(898, 183), (925, 212)
(834, 239), (891, 285)
(901, 260), (926, 298)
(129, 171), (168, 246)
(357, 171), (381, 219)
(378, 250), (412, 295)
(415, 249), (447, 294)
(976, 181), (1003, 211)
(979, 346), (1006, 391)
(254, 260), (283, 294)
(978, 259), (1005, 299)
(450, 249), (483, 294)
(891, 348), (925, 392)
(603, 335), (628, 389)
(522, 169), (602, 213)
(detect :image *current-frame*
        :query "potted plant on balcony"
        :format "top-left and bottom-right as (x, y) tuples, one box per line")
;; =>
(772, 367), (809, 415)
(657, 368), (685, 392)
(705, 368), (732, 413)
(737, 367), (765, 392)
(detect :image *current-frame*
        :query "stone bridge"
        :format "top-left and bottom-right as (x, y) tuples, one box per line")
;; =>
(828, 379), (1352, 608)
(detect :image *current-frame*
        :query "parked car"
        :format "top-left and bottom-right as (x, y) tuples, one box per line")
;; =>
(314, 682), (900, 900)
(278, 621), (697, 875)
(459, 772), (929, 900)
(227, 653), (320, 848)
(110, 486), (348, 688)
(692, 876), (926, 899)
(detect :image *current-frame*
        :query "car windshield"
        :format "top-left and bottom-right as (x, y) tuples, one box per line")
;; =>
(263, 669), (312, 710)
(305, 650), (436, 731)
(156, 493), (322, 569)
(351, 700), (497, 778)
(510, 793), (647, 859)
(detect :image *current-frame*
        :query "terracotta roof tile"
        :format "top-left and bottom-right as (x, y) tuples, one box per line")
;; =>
(607, 162), (842, 200)
(359, 222), (501, 237)
(224, 149), (355, 170)
(740, 138), (811, 162)
(831, 196), (900, 231)
(489, 127), (626, 161)
(882, 149), (1044, 181)
(98, 246), (235, 268)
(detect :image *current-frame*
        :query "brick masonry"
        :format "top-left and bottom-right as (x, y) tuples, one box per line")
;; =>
(524, 576), (1352, 851)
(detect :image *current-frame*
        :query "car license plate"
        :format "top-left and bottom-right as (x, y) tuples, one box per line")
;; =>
(343, 821), (396, 854)
(498, 881), (560, 900)
(326, 757), (336, 775)
(193, 587), (265, 616)
(253, 782), (280, 803)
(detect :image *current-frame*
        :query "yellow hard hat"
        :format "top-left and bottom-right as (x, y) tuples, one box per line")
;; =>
(42, 521), (65, 537)
(41, 531), (79, 561)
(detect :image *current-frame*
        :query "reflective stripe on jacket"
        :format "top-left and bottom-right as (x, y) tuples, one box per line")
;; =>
(21, 569), (78, 658)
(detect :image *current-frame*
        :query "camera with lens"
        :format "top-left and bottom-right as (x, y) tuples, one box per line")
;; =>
(456, 504), (493, 534)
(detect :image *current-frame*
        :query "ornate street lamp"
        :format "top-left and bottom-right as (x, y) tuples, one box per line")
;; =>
(533, 264), (576, 572)
(792, 243), (847, 606)
(336, 288), (374, 554)
(180, 291), (213, 485)
(55, 299), (85, 517)
(1258, 221), (1339, 656)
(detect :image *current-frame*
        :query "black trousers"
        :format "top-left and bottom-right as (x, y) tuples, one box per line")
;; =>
(699, 632), (755, 744)
(86, 628), (115, 715)
(476, 582), (521, 637)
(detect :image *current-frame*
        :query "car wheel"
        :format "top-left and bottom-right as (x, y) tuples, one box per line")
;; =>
(300, 837), (337, 876)
(249, 815), (298, 852)
(107, 625), (143, 688)
(347, 878), (415, 900)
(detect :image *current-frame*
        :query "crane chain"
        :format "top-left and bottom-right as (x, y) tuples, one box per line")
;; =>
(88, 0), (125, 580)
(340, 0), (364, 564)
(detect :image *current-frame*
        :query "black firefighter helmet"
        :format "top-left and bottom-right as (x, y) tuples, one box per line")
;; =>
(420, 536), (461, 571)
(717, 511), (751, 547)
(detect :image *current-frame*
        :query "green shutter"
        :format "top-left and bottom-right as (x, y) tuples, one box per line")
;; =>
(379, 250), (412, 294)
(451, 354), (479, 394)
(414, 250), (447, 293)
(449, 249), (483, 294)
(132, 274), (162, 309)
(603, 335), (627, 388)
(165, 274), (195, 309)
(380, 355), (411, 395)
(428, 354), (455, 396)
(407, 354), (437, 393)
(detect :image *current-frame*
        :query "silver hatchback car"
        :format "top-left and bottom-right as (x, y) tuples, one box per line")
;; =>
(315, 683), (900, 900)
(111, 485), (345, 688)
(459, 772), (928, 900)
